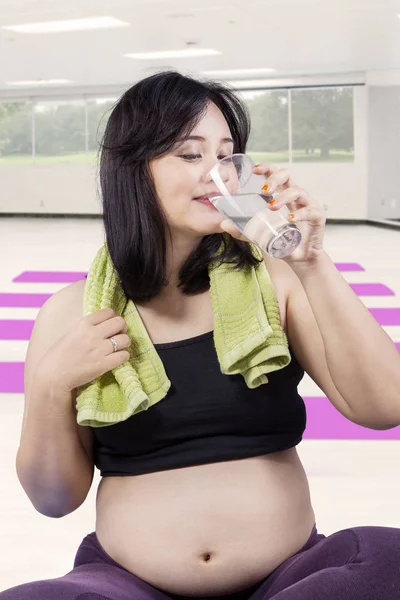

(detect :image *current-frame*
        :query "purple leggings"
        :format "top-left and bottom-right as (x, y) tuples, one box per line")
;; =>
(1, 524), (400, 599)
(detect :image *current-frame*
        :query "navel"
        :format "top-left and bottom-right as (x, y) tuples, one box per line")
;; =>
(200, 551), (213, 563)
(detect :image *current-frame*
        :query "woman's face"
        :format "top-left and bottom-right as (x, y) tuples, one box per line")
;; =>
(150, 102), (237, 238)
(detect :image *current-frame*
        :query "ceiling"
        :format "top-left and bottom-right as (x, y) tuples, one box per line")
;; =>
(1, 0), (400, 94)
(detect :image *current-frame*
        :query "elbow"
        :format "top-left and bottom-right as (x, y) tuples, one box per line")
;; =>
(34, 503), (77, 519)
(366, 421), (400, 431)
(33, 505), (67, 519)
(28, 493), (84, 519)
(349, 412), (400, 431)
(16, 462), (85, 519)
(20, 487), (82, 519)
(364, 408), (400, 430)
(29, 485), (87, 518)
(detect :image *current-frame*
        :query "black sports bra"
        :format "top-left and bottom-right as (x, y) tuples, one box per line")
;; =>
(92, 330), (306, 477)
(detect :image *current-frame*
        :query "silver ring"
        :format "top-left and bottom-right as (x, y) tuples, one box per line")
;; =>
(110, 337), (118, 353)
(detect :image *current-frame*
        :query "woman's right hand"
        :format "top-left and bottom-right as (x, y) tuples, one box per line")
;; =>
(37, 307), (132, 393)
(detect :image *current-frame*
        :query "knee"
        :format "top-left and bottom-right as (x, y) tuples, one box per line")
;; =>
(350, 526), (400, 564)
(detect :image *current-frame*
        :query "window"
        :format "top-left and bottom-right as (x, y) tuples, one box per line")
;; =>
(86, 97), (117, 162)
(291, 87), (354, 162)
(0, 101), (32, 165)
(244, 90), (289, 163)
(0, 85), (355, 167)
(34, 99), (86, 164)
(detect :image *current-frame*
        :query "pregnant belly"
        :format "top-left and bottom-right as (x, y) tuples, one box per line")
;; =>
(95, 449), (315, 597)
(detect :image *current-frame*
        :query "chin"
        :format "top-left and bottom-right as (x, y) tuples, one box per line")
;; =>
(191, 218), (225, 237)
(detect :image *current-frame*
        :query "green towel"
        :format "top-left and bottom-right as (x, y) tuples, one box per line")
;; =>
(76, 241), (291, 427)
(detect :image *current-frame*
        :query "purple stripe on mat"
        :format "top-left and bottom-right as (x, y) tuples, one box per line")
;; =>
(0, 363), (24, 393)
(334, 263), (365, 272)
(13, 271), (87, 283)
(350, 283), (395, 296)
(0, 293), (51, 308)
(0, 320), (34, 340)
(304, 397), (400, 439)
(369, 308), (400, 325)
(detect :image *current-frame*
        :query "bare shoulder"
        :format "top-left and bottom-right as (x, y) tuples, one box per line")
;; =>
(47, 278), (86, 320)
(26, 278), (87, 363)
(28, 278), (86, 374)
(24, 277), (86, 396)
(23, 278), (94, 460)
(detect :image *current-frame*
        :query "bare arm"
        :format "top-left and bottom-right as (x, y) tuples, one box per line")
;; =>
(16, 281), (95, 518)
(16, 376), (94, 518)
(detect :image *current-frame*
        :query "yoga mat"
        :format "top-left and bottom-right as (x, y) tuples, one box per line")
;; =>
(0, 293), (52, 308)
(349, 283), (394, 296)
(0, 363), (24, 393)
(11, 263), (366, 284)
(334, 263), (365, 272)
(303, 397), (400, 440)
(0, 321), (33, 340)
(13, 271), (87, 283)
(369, 308), (400, 326)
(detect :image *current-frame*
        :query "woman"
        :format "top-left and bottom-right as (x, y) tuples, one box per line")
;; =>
(3, 71), (400, 600)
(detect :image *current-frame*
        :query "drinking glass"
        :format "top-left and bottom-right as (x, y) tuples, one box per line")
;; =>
(208, 154), (302, 258)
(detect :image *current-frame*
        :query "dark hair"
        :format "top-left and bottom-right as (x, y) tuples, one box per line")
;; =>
(99, 70), (262, 302)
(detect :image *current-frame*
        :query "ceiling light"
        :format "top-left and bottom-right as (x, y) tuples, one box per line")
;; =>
(201, 68), (276, 76)
(6, 79), (73, 86)
(124, 48), (221, 59)
(2, 17), (130, 34)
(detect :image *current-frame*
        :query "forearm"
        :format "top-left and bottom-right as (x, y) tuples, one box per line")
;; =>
(17, 375), (93, 518)
(290, 251), (400, 424)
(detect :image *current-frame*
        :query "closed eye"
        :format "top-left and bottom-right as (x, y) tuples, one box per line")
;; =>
(180, 154), (201, 161)
(180, 154), (230, 161)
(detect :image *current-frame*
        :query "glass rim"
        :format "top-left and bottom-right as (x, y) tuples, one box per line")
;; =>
(208, 153), (255, 188)
(215, 152), (254, 165)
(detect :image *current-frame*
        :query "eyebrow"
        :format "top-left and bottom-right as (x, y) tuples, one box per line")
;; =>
(178, 135), (234, 144)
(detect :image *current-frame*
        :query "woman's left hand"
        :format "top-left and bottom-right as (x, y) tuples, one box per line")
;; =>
(219, 163), (327, 265)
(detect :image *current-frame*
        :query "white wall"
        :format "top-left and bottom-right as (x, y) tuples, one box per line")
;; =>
(0, 164), (100, 214)
(367, 86), (400, 221)
(0, 85), (368, 219)
(364, 69), (400, 221)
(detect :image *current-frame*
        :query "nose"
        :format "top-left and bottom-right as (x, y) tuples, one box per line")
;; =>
(205, 160), (230, 185)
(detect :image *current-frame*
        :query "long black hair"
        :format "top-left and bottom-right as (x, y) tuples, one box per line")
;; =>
(99, 70), (262, 302)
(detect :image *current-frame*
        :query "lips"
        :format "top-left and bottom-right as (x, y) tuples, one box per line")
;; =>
(194, 198), (214, 207)
(193, 193), (220, 202)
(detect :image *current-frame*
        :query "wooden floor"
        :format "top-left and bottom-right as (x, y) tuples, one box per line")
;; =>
(0, 218), (399, 590)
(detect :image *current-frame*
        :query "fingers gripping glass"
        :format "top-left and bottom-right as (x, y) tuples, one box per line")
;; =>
(208, 154), (302, 259)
